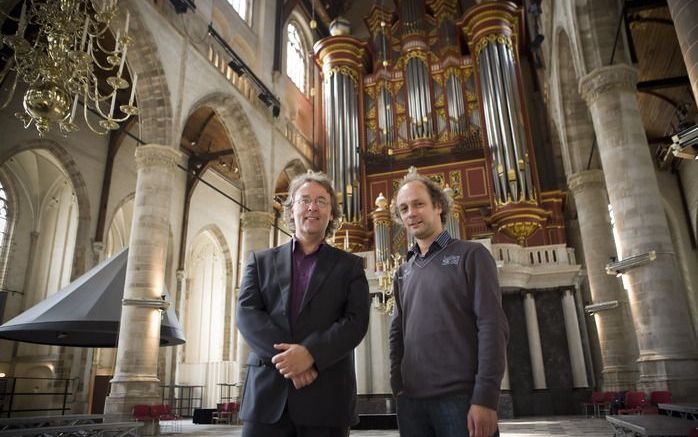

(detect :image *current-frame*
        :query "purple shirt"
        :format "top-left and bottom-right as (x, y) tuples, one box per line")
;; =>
(290, 238), (323, 328)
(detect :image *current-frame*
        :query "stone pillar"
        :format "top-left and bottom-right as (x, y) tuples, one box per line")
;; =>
(561, 289), (589, 388)
(580, 64), (698, 400)
(104, 145), (182, 424)
(234, 211), (273, 393)
(666, 0), (698, 106)
(567, 170), (637, 391)
(523, 292), (546, 390)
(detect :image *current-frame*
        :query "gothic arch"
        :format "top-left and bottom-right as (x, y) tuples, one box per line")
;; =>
(183, 94), (269, 212)
(104, 193), (136, 257)
(556, 28), (598, 175)
(119, 3), (173, 145)
(192, 224), (235, 360)
(574, 0), (627, 71)
(0, 140), (91, 278)
(182, 225), (233, 370)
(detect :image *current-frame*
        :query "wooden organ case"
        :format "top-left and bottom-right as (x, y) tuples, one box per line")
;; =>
(314, 0), (566, 254)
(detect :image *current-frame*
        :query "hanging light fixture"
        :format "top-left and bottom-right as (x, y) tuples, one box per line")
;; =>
(0, 0), (139, 136)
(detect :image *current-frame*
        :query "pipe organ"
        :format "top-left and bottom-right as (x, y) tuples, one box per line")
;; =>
(314, 0), (564, 252)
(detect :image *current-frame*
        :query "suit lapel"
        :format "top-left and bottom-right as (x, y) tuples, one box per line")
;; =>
(299, 244), (339, 315)
(273, 242), (292, 331)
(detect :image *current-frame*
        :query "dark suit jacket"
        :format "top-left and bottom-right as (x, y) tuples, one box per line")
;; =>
(236, 241), (370, 427)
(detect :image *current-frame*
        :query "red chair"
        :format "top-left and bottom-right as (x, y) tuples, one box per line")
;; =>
(151, 404), (181, 432)
(229, 401), (240, 424)
(213, 402), (234, 424)
(132, 404), (156, 423)
(618, 391), (646, 415)
(688, 427), (698, 437)
(583, 391), (606, 417)
(642, 390), (672, 414)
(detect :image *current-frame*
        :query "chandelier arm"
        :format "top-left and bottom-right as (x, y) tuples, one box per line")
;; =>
(90, 95), (113, 119)
(82, 98), (109, 135)
(85, 82), (111, 118)
(93, 34), (120, 55)
(83, 74), (118, 104)
(109, 112), (134, 123)
(0, 9), (20, 22)
(90, 54), (119, 72)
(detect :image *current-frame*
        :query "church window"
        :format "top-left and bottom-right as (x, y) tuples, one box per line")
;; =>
(227, 0), (250, 23)
(286, 22), (307, 93)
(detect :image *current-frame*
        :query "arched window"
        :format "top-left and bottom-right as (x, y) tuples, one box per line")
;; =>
(286, 22), (307, 93)
(227, 0), (250, 23)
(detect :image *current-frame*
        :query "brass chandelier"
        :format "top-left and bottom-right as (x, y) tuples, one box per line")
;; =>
(0, 0), (138, 136)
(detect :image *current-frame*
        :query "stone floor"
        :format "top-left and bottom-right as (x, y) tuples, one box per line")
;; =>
(161, 416), (614, 436)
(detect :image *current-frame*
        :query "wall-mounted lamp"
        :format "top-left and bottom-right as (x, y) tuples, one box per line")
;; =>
(584, 300), (619, 315)
(605, 250), (656, 276)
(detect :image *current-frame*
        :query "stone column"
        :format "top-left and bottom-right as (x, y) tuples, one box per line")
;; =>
(567, 170), (637, 391)
(666, 0), (698, 106)
(523, 292), (546, 390)
(561, 289), (589, 388)
(234, 211), (273, 393)
(104, 144), (182, 423)
(580, 64), (698, 400)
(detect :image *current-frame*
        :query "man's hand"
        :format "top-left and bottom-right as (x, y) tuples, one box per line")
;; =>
(467, 404), (498, 437)
(290, 367), (318, 389)
(272, 343), (315, 378)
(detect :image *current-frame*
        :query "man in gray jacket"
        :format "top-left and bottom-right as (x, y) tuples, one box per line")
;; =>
(389, 172), (509, 437)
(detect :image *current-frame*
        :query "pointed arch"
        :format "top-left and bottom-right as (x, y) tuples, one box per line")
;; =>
(120, 2), (174, 145)
(105, 194), (136, 258)
(555, 28), (598, 175)
(182, 94), (269, 212)
(0, 140), (91, 278)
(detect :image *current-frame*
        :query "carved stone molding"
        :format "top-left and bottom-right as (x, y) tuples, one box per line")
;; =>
(567, 169), (606, 194)
(241, 211), (274, 230)
(579, 64), (638, 107)
(135, 144), (182, 171)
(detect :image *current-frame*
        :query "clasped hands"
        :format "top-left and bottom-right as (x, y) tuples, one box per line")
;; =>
(272, 343), (317, 390)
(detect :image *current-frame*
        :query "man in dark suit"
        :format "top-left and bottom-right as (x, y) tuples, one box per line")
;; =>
(237, 171), (370, 437)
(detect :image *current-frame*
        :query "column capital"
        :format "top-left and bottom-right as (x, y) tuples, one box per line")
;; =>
(579, 64), (638, 107)
(135, 144), (183, 172)
(241, 211), (274, 231)
(567, 169), (606, 194)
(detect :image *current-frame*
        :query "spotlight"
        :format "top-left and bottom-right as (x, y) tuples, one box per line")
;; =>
(605, 251), (656, 276)
(228, 60), (245, 76)
(670, 123), (698, 160)
(584, 300), (619, 315)
(169, 0), (196, 14)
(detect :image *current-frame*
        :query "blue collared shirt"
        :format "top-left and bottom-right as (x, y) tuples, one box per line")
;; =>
(407, 230), (452, 262)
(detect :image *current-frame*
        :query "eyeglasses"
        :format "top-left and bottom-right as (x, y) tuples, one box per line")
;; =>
(295, 197), (330, 209)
